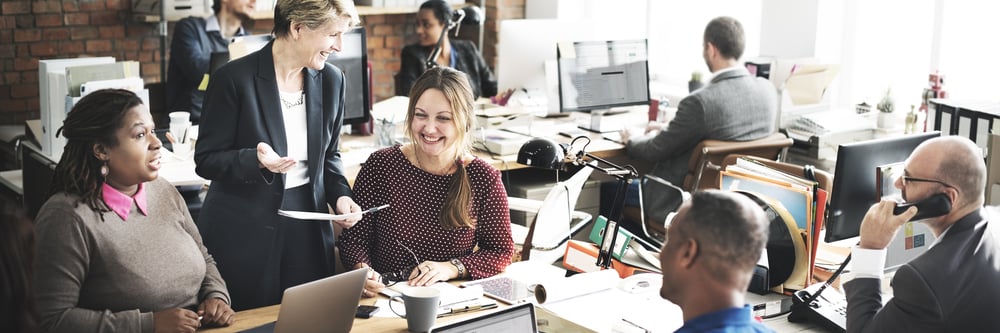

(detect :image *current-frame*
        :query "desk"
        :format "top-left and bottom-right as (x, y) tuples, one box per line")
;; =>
(197, 285), (595, 333)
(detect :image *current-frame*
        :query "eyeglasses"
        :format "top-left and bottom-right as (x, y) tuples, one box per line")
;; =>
(901, 175), (957, 191)
(380, 239), (421, 287)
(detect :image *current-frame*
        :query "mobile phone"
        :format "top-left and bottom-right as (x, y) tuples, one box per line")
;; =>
(894, 193), (951, 221)
(355, 305), (380, 319)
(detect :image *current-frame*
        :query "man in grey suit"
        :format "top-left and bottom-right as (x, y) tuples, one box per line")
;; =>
(618, 16), (776, 223)
(846, 136), (1000, 332)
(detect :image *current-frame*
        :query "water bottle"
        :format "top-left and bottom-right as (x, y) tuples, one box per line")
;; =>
(657, 96), (670, 122)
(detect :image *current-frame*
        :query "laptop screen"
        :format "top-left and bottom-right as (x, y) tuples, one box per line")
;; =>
(431, 303), (537, 333)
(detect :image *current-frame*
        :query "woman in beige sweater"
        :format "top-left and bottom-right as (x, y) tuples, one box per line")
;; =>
(33, 89), (233, 333)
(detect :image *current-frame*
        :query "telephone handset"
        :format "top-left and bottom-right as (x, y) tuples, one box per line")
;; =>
(893, 193), (952, 221)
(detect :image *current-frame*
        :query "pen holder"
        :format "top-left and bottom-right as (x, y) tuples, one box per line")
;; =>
(376, 120), (396, 147)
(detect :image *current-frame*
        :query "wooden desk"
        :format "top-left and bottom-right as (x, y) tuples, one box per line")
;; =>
(198, 292), (594, 332)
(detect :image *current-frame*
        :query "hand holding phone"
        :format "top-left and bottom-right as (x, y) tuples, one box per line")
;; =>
(355, 305), (379, 319)
(894, 193), (952, 221)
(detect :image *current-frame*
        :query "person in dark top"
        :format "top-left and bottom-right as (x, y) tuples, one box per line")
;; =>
(165, 0), (254, 123)
(340, 67), (513, 298)
(0, 201), (38, 333)
(194, 0), (364, 311)
(396, 0), (497, 99)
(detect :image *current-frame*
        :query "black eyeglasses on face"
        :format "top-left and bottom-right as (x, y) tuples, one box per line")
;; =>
(901, 175), (957, 191)
(380, 239), (421, 287)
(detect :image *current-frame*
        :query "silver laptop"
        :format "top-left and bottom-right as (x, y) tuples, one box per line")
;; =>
(241, 267), (368, 333)
(429, 303), (538, 333)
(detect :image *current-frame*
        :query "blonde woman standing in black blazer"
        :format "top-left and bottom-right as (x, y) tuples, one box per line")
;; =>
(195, 0), (363, 311)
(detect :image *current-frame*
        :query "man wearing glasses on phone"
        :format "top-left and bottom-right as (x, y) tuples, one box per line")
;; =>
(846, 136), (1000, 332)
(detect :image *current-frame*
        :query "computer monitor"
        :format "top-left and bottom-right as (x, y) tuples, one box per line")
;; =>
(497, 19), (590, 115)
(556, 39), (649, 132)
(326, 27), (371, 125)
(825, 131), (941, 243)
(22, 143), (57, 220)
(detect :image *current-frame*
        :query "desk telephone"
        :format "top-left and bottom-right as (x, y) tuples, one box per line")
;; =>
(790, 282), (848, 332)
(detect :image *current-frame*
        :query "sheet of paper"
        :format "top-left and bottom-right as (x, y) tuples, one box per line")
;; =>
(785, 64), (840, 105)
(278, 204), (388, 221)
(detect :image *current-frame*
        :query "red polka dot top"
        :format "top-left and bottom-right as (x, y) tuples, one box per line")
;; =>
(339, 146), (514, 279)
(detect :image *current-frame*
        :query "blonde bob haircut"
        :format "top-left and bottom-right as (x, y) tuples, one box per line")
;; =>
(272, 0), (361, 39)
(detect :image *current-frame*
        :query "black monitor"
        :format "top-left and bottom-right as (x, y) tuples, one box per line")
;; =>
(556, 39), (649, 132)
(825, 131), (941, 243)
(326, 27), (371, 125)
(21, 144), (57, 220)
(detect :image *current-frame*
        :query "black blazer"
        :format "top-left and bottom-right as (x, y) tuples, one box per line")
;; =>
(396, 39), (497, 99)
(194, 41), (353, 309)
(844, 209), (1000, 332)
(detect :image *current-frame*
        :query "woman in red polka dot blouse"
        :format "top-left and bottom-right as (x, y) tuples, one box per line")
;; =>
(339, 67), (514, 297)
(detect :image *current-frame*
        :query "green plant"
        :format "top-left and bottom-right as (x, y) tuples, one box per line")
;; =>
(691, 71), (702, 82)
(877, 88), (895, 113)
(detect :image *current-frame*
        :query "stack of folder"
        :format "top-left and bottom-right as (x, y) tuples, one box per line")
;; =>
(719, 157), (828, 292)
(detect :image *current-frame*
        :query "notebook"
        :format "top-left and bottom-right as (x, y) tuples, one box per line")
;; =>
(429, 303), (538, 333)
(240, 267), (368, 333)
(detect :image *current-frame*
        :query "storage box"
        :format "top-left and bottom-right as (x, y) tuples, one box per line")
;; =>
(132, 0), (211, 21)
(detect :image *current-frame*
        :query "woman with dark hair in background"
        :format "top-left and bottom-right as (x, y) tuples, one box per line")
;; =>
(396, 0), (497, 99)
(340, 67), (513, 298)
(0, 201), (38, 333)
(195, 0), (364, 310)
(34, 89), (232, 333)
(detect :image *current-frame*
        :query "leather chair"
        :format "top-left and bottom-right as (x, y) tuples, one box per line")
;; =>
(684, 132), (794, 191)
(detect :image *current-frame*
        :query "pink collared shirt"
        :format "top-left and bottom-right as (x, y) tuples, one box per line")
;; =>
(101, 182), (149, 220)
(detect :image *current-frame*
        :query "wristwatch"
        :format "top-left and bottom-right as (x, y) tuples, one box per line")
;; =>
(449, 258), (467, 278)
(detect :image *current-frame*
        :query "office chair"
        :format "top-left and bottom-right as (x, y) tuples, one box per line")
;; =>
(508, 162), (595, 264)
(684, 132), (794, 191)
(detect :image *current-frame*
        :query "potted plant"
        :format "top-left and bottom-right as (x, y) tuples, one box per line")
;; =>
(688, 71), (704, 92)
(876, 88), (896, 129)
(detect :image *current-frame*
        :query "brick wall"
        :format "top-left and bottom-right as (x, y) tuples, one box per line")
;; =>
(0, 0), (523, 126)
(0, 0), (162, 125)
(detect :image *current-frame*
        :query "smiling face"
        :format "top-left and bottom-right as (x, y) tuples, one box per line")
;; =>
(96, 105), (162, 194)
(416, 8), (445, 47)
(293, 15), (350, 70)
(410, 88), (458, 160)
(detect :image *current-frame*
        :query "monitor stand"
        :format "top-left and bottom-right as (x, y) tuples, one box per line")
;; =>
(578, 108), (629, 133)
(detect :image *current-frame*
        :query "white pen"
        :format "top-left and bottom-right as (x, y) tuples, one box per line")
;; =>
(366, 204), (390, 213)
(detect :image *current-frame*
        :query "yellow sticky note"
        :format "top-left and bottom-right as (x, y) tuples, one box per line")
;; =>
(198, 74), (210, 91)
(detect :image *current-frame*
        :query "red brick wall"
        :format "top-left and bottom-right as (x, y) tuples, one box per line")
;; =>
(0, 0), (162, 125)
(0, 0), (523, 126)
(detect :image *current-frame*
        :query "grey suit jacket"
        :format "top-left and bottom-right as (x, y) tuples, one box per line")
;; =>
(625, 67), (777, 186)
(193, 41), (353, 310)
(844, 209), (1000, 332)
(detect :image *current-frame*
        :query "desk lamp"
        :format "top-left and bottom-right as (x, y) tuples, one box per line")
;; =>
(426, 6), (483, 69)
(517, 136), (638, 269)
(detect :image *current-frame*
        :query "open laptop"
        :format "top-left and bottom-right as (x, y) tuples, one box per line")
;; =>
(429, 303), (538, 333)
(241, 267), (368, 333)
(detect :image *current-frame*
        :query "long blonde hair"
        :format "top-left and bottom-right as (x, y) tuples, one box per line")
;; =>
(405, 67), (476, 229)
